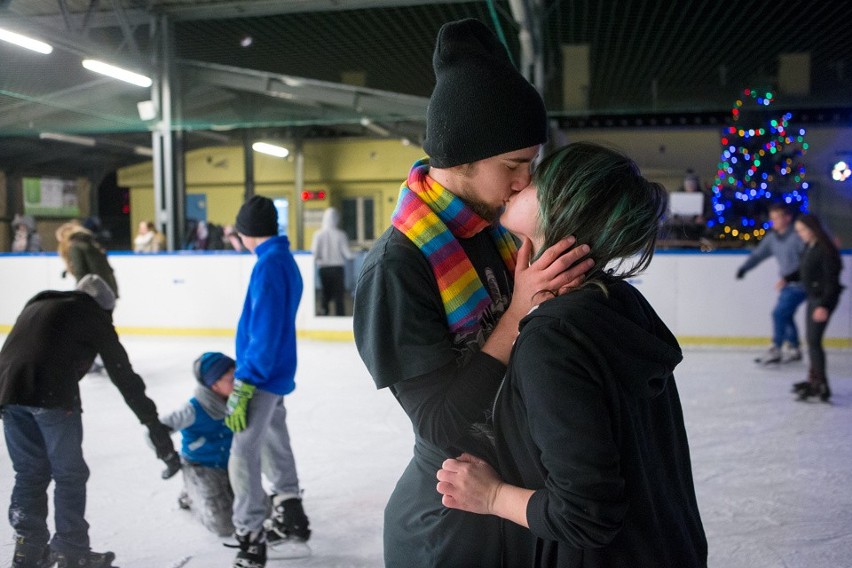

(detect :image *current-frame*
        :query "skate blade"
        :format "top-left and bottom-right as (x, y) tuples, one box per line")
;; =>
(266, 540), (311, 559)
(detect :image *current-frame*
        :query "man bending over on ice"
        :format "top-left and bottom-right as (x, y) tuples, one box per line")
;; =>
(0, 274), (177, 568)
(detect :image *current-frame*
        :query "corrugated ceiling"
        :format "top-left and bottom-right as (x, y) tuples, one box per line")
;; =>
(0, 0), (850, 176)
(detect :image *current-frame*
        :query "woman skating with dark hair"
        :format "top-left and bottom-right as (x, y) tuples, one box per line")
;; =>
(786, 213), (844, 401)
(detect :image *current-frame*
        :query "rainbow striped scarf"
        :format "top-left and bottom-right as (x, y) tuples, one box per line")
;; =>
(392, 158), (517, 333)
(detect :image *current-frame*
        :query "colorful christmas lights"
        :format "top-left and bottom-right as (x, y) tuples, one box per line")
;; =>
(708, 87), (808, 241)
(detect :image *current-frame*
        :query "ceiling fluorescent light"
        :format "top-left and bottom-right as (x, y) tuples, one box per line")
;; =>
(82, 59), (152, 87)
(134, 146), (154, 157)
(252, 142), (290, 158)
(39, 132), (96, 146)
(0, 27), (53, 54)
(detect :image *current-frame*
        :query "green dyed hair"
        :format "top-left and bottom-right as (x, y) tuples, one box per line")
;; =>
(533, 142), (668, 289)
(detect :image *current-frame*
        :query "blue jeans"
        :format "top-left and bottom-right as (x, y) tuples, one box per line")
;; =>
(2, 405), (90, 555)
(772, 285), (807, 348)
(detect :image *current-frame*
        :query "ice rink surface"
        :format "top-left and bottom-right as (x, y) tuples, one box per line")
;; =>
(1, 336), (850, 568)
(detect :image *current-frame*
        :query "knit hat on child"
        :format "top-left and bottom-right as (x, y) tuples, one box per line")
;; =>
(193, 352), (236, 388)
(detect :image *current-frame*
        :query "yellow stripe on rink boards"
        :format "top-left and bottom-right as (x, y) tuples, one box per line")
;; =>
(0, 324), (848, 347)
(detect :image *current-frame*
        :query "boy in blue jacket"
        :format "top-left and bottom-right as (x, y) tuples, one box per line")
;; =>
(160, 352), (236, 536)
(225, 196), (311, 568)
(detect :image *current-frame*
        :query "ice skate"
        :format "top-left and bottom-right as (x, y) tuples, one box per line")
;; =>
(780, 344), (802, 363)
(12, 536), (56, 568)
(54, 549), (116, 568)
(264, 495), (312, 559)
(796, 382), (831, 403)
(754, 346), (781, 365)
(229, 528), (266, 568)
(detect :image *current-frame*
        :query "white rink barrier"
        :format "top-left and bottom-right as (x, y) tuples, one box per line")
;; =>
(1, 250), (850, 346)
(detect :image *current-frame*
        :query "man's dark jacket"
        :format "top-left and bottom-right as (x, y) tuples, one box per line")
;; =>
(0, 290), (157, 424)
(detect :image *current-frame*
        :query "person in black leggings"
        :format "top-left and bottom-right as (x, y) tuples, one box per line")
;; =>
(785, 214), (844, 402)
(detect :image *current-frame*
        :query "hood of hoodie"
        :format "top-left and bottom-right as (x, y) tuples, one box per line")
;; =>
(13, 214), (36, 232)
(519, 278), (682, 399)
(321, 207), (340, 230)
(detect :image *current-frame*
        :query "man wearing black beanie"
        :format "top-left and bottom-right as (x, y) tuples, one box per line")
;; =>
(227, 196), (311, 568)
(353, 18), (594, 568)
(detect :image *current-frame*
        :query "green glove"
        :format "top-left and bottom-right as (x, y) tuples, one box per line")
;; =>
(225, 379), (256, 433)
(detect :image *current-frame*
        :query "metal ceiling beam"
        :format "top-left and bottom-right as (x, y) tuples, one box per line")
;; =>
(0, 0), (446, 29)
(180, 60), (429, 122)
(156, 0), (451, 22)
(0, 79), (141, 131)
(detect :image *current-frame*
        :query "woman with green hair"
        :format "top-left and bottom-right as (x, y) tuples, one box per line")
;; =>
(437, 142), (708, 567)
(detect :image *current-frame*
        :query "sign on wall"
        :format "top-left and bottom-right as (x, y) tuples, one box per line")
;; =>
(23, 176), (80, 217)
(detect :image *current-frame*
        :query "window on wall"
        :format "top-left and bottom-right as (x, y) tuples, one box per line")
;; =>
(342, 197), (374, 246)
(274, 198), (289, 236)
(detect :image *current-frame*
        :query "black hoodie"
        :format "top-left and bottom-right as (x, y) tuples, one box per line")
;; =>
(495, 278), (707, 568)
(0, 290), (157, 425)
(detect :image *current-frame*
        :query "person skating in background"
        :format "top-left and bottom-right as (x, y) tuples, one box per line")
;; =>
(56, 220), (119, 376)
(157, 352), (236, 536)
(56, 221), (118, 298)
(224, 224), (246, 252)
(736, 202), (806, 364)
(133, 220), (165, 253)
(353, 19), (593, 567)
(785, 214), (844, 402)
(227, 196), (311, 568)
(0, 275), (177, 568)
(311, 207), (353, 316)
(11, 214), (43, 253)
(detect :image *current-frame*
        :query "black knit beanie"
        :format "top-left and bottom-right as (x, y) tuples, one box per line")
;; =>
(235, 195), (278, 237)
(422, 18), (548, 168)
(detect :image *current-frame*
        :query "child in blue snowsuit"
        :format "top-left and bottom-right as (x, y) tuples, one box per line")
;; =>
(160, 352), (235, 536)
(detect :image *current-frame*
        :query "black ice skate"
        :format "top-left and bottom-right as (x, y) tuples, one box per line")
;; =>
(55, 549), (116, 568)
(230, 528), (266, 568)
(796, 382), (831, 403)
(263, 495), (311, 559)
(12, 536), (56, 568)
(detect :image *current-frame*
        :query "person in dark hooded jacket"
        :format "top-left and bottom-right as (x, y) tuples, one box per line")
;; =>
(437, 142), (708, 568)
(0, 275), (176, 568)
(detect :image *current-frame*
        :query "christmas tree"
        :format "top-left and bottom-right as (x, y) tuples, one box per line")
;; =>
(707, 88), (809, 243)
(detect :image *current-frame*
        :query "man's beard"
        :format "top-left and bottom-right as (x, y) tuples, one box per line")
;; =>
(461, 196), (501, 223)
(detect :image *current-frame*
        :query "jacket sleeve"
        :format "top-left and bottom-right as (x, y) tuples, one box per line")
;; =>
(353, 239), (457, 388)
(817, 248), (844, 310)
(738, 234), (773, 274)
(235, 259), (297, 388)
(515, 322), (628, 548)
(94, 315), (159, 424)
(783, 269), (801, 283)
(390, 351), (505, 457)
(67, 243), (90, 280)
(160, 402), (196, 432)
